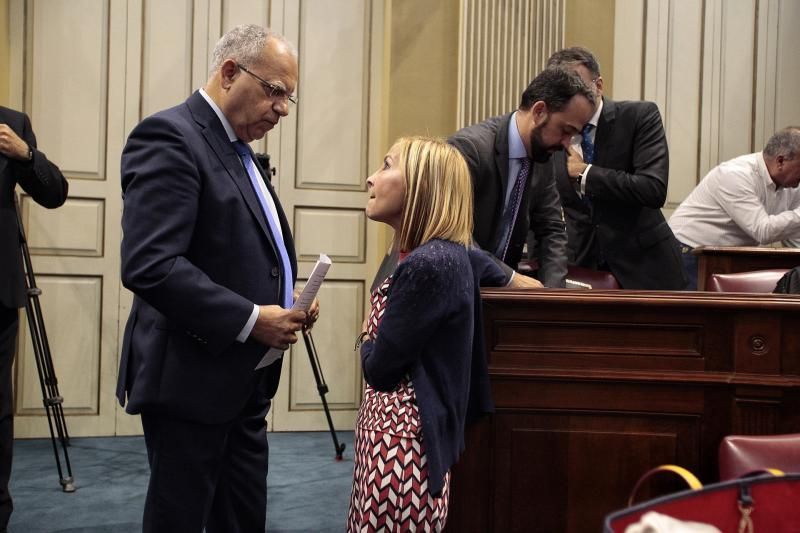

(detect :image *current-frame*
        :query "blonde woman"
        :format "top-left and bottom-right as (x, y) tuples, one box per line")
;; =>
(347, 137), (489, 532)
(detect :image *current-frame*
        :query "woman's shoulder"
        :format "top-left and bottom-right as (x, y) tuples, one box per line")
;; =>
(396, 240), (470, 285)
(406, 239), (469, 267)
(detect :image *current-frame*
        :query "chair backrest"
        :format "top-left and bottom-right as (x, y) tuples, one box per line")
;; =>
(706, 269), (789, 293)
(566, 265), (620, 289)
(718, 433), (800, 480)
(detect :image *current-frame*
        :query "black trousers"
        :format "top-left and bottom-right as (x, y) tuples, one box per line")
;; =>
(140, 391), (271, 533)
(0, 306), (18, 531)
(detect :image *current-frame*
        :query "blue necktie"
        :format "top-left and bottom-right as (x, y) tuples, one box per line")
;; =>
(232, 140), (294, 309)
(581, 123), (595, 164)
(494, 157), (531, 261)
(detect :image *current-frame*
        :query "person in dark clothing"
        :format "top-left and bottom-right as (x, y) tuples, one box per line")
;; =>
(0, 106), (69, 533)
(347, 136), (490, 532)
(548, 47), (687, 290)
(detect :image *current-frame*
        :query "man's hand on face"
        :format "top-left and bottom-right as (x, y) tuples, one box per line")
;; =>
(566, 146), (588, 180)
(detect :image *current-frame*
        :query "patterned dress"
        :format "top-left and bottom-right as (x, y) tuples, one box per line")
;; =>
(346, 275), (450, 532)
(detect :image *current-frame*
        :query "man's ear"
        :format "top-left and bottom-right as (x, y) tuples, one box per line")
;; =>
(594, 75), (604, 97)
(531, 101), (548, 123)
(220, 59), (239, 89)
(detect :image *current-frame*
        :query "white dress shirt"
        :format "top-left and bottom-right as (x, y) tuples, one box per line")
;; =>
(569, 99), (603, 195)
(199, 88), (284, 342)
(669, 152), (800, 248)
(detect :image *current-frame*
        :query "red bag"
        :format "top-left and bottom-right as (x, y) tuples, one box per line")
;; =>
(604, 466), (800, 532)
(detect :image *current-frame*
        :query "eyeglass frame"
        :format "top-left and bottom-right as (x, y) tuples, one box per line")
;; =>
(237, 63), (297, 105)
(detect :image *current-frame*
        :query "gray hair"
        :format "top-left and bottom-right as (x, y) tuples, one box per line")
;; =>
(208, 24), (297, 77)
(763, 127), (800, 159)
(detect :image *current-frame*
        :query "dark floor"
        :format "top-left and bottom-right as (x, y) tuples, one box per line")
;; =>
(7, 432), (355, 532)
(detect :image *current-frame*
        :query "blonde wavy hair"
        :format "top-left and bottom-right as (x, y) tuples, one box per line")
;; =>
(393, 136), (474, 252)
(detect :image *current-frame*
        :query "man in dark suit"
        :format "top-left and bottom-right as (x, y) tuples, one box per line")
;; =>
(448, 67), (595, 288)
(547, 47), (687, 290)
(0, 106), (68, 533)
(117, 25), (317, 532)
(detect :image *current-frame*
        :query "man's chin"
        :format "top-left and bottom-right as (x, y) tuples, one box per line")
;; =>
(532, 150), (554, 163)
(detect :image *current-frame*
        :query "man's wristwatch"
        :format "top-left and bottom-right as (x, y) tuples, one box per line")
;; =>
(26, 144), (33, 161)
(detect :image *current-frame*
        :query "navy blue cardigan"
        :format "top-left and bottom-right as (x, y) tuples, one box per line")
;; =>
(360, 239), (496, 496)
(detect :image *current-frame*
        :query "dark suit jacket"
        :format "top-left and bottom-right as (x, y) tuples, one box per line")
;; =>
(555, 99), (686, 290)
(0, 106), (68, 309)
(116, 91), (297, 424)
(449, 113), (568, 288)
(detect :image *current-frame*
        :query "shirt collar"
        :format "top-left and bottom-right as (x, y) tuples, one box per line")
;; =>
(588, 97), (603, 127)
(199, 88), (238, 142)
(508, 111), (527, 160)
(757, 151), (779, 191)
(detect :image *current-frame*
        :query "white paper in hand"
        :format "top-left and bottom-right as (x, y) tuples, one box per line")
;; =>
(255, 254), (331, 369)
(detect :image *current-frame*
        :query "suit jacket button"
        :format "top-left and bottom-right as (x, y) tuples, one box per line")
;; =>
(271, 267), (279, 277)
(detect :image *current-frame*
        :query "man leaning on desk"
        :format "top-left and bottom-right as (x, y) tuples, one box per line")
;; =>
(669, 127), (800, 289)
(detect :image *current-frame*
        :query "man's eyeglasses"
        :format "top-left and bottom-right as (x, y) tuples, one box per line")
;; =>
(237, 64), (297, 105)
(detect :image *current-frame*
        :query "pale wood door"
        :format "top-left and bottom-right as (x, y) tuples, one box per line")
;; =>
(10, 0), (382, 437)
(10, 0), (125, 437)
(266, 0), (384, 431)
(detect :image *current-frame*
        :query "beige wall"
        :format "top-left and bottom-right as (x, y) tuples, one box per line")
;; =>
(0, 0), (8, 105)
(387, 0), (460, 143)
(565, 0), (615, 97)
(374, 0), (461, 255)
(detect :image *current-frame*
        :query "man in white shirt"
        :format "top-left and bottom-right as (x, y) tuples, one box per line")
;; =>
(669, 127), (800, 289)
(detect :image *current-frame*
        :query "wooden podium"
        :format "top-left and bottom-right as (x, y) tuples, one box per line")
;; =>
(694, 246), (800, 290)
(446, 288), (800, 532)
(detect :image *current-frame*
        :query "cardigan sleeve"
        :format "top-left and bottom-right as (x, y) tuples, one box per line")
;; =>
(360, 249), (458, 391)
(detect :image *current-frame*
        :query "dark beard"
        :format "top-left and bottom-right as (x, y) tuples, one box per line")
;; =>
(529, 119), (562, 163)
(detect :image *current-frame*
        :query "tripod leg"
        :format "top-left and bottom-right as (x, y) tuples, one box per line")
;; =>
(23, 301), (75, 492)
(16, 195), (75, 492)
(302, 331), (346, 460)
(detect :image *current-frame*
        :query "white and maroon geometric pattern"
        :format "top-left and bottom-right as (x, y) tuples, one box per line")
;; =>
(346, 276), (450, 532)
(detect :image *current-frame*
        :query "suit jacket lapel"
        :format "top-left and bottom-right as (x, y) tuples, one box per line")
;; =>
(494, 113), (513, 209)
(594, 98), (616, 167)
(186, 93), (273, 244)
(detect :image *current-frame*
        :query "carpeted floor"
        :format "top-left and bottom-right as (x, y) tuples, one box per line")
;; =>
(7, 431), (355, 532)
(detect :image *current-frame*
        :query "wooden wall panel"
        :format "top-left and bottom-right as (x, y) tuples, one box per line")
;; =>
(29, 0), (107, 179)
(16, 276), (102, 415)
(458, 0), (565, 128)
(22, 197), (105, 257)
(287, 281), (363, 412)
(294, 207), (366, 263)
(294, 0), (368, 189)
(614, 0), (800, 215)
(140, 0), (193, 118)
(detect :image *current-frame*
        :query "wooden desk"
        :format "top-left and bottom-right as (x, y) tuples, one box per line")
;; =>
(447, 289), (800, 533)
(694, 246), (800, 290)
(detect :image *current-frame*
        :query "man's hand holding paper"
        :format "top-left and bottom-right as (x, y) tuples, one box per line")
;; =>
(250, 305), (307, 351)
(255, 254), (331, 369)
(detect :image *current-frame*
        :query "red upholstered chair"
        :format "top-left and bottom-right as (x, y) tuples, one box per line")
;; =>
(566, 265), (620, 289)
(706, 269), (789, 293)
(718, 433), (800, 481)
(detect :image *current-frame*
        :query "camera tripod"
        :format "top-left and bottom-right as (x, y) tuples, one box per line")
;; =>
(302, 330), (346, 461)
(253, 155), (345, 461)
(15, 194), (75, 492)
